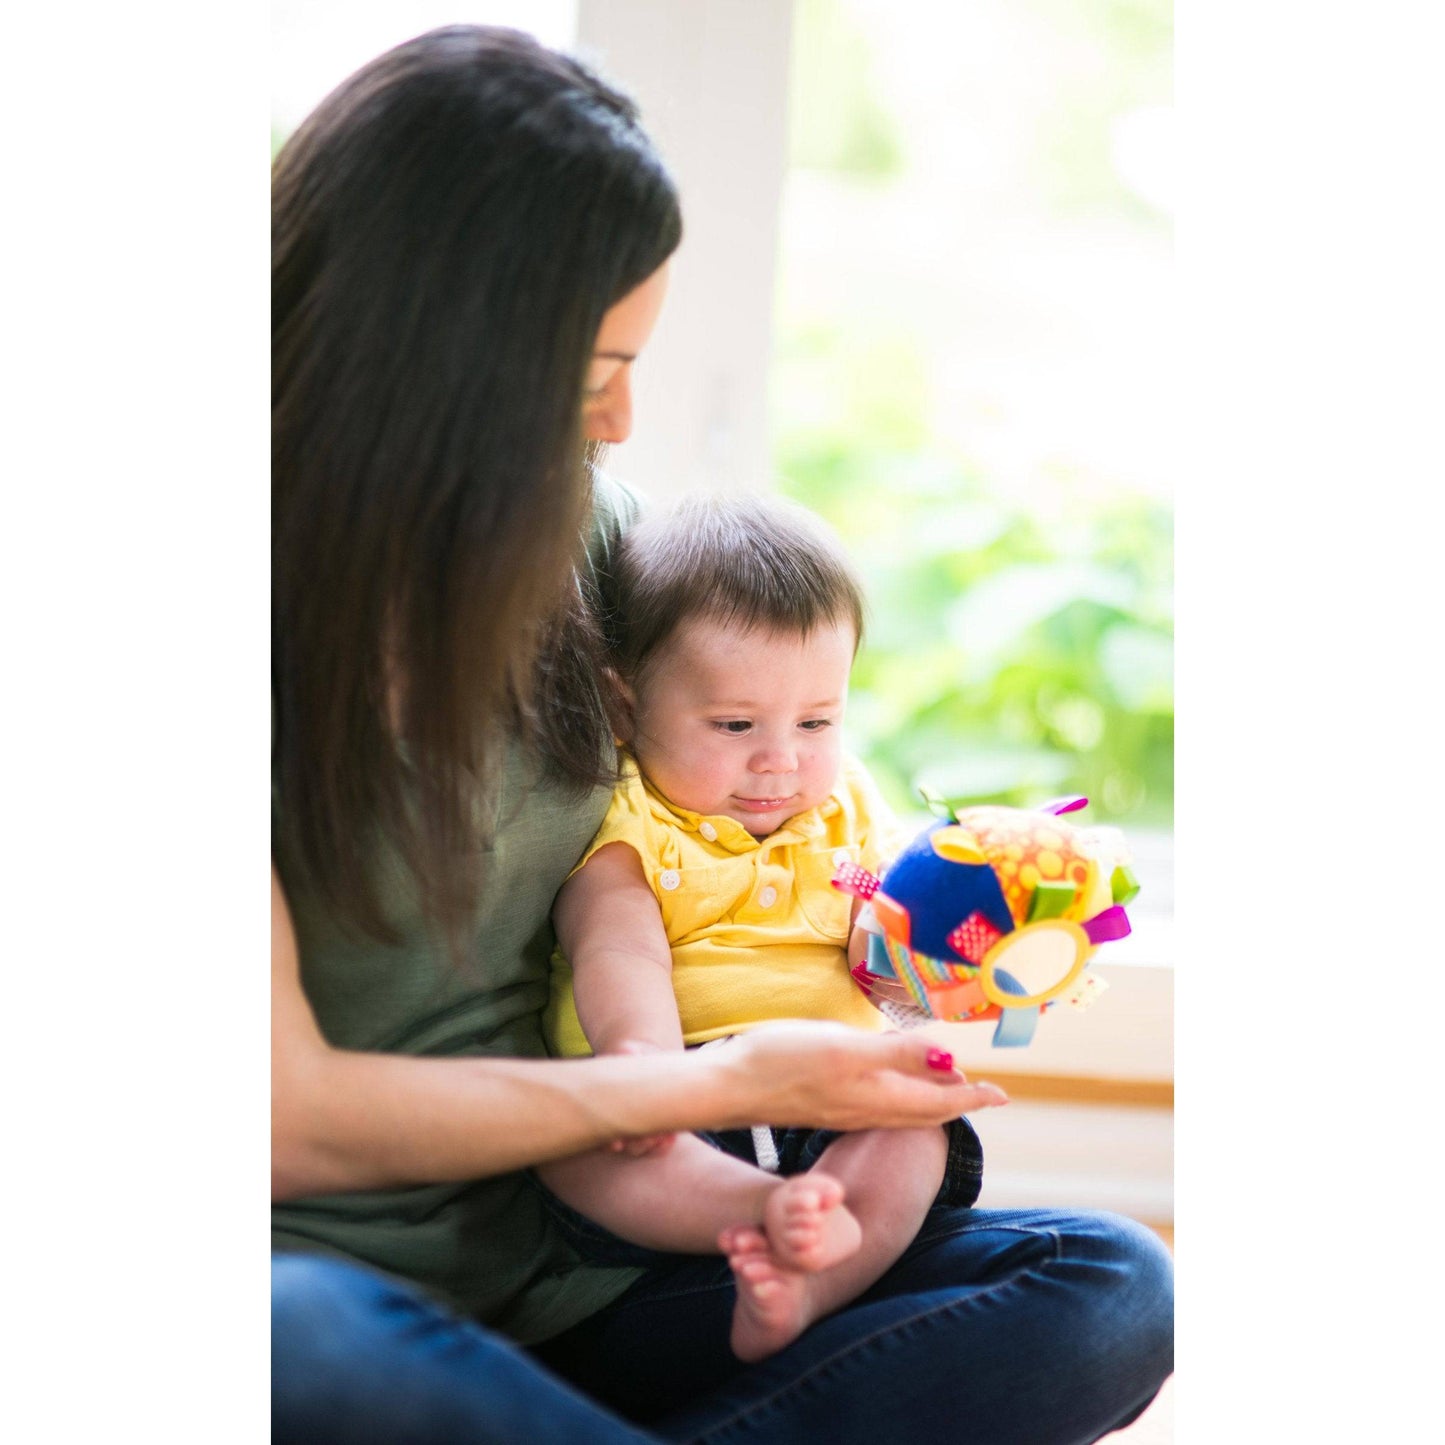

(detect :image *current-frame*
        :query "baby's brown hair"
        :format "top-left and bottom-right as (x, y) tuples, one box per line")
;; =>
(606, 493), (866, 691)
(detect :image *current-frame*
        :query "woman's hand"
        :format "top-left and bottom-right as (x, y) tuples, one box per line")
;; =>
(717, 1021), (1008, 1133)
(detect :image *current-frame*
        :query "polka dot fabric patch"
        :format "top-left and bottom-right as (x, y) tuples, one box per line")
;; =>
(948, 911), (1003, 964)
(831, 861), (880, 900)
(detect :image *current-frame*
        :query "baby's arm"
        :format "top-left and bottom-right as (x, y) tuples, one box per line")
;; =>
(547, 846), (867, 1267)
(846, 902), (870, 972)
(554, 841), (684, 1056)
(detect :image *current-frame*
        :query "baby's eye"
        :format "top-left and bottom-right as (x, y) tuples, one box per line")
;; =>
(799, 719), (832, 731)
(713, 720), (752, 735)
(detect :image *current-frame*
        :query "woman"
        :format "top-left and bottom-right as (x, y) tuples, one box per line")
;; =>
(272, 25), (1172, 1444)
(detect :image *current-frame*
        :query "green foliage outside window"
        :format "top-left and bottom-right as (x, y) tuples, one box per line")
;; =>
(775, 333), (1173, 829)
(788, 0), (904, 180)
(775, 0), (1173, 829)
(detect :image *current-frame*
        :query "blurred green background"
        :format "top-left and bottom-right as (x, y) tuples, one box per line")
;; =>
(773, 0), (1173, 827)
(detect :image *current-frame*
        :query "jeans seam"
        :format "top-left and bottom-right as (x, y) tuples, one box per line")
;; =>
(677, 1225), (1064, 1444)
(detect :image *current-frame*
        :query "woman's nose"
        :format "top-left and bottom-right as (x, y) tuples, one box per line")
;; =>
(582, 372), (634, 444)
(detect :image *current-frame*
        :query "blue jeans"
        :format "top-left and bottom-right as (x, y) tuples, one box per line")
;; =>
(273, 1206), (1173, 1444)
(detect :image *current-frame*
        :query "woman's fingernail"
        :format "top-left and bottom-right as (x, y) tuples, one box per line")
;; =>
(926, 1049), (955, 1072)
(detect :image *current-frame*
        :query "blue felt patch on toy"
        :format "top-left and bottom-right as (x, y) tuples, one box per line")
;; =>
(881, 819), (1015, 959)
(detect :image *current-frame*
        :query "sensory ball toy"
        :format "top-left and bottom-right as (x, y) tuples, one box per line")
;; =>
(833, 794), (1138, 1048)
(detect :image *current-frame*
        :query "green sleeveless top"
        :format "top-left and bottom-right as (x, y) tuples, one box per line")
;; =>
(271, 473), (646, 1344)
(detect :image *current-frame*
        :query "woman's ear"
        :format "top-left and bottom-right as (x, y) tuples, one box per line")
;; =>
(603, 668), (637, 743)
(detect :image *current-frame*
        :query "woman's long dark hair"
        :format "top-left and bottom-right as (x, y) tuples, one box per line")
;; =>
(273, 26), (681, 949)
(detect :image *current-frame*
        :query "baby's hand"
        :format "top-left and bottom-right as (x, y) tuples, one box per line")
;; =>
(604, 1038), (679, 1157)
(857, 973), (918, 1008)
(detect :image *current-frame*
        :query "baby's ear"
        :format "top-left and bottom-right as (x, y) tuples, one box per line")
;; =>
(603, 668), (637, 743)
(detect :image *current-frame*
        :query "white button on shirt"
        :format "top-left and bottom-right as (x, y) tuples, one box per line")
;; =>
(698, 822), (718, 842)
(757, 886), (778, 908)
(659, 869), (681, 891)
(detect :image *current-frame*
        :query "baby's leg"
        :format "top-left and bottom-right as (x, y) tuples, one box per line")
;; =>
(805, 1124), (950, 1289)
(720, 1125), (949, 1362)
(538, 1136), (860, 1264)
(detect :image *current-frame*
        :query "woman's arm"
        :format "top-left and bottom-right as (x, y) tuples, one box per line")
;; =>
(273, 867), (1006, 1202)
(553, 842), (683, 1055)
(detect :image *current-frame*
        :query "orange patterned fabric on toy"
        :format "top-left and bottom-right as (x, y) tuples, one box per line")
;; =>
(950, 806), (1120, 926)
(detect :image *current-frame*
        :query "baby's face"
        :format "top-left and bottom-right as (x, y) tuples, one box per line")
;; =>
(624, 615), (855, 837)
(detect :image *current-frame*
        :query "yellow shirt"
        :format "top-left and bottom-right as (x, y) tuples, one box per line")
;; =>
(545, 754), (908, 1055)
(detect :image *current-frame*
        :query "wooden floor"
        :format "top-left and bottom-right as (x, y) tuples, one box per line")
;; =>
(966, 1093), (1173, 1225)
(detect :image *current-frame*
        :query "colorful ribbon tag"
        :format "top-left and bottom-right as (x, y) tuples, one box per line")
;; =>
(832, 861), (881, 900)
(1083, 905), (1131, 944)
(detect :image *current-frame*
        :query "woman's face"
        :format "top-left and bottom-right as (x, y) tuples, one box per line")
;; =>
(582, 262), (671, 444)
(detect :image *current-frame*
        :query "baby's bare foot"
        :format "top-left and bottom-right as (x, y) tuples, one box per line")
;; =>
(762, 1172), (862, 1273)
(720, 1225), (818, 1363)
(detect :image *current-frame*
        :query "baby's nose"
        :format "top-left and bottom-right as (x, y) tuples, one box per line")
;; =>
(750, 742), (797, 774)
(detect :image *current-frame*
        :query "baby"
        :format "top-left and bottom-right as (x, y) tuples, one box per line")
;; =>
(538, 494), (1000, 1361)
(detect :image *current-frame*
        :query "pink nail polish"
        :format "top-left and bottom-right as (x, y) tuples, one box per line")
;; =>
(926, 1048), (954, 1072)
